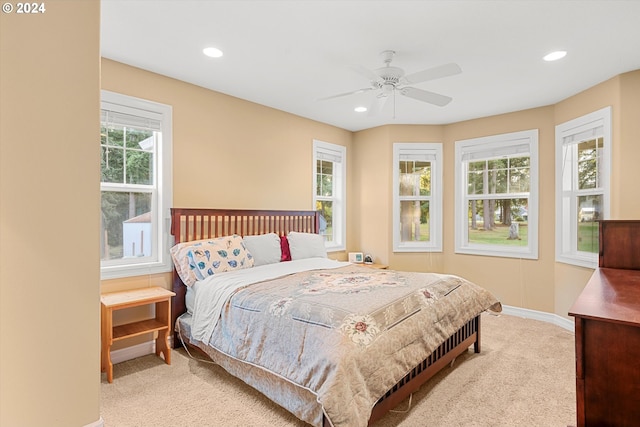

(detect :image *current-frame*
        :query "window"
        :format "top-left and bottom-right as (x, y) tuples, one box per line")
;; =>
(392, 143), (442, 252)
(555, 107), (611, 268)
(313, 140), (346, 251)
(100, 91), (173, 279)
(455, 130), (538, 259)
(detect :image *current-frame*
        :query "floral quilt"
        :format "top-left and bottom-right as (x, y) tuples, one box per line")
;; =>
(191, 262), (501, 427)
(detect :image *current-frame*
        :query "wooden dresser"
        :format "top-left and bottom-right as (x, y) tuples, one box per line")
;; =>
(568, 220), (640, 427)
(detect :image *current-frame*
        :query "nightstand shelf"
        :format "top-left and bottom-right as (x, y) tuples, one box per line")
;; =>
(101, 286), (175, 383)
(112, 319), (169, 341)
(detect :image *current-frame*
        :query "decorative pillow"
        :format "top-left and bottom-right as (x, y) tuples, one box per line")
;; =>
(242, 233), (282, 267)
(280, 235), (292, 262)
(187, 235), (254, 282)
(170, 238), (209, 287)
(287, 231), (327, 260)
(170, 235), (254, 286)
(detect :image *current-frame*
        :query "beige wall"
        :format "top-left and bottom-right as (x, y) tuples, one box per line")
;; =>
(618, 71), (640, 218)
(0, 1), (101, 426)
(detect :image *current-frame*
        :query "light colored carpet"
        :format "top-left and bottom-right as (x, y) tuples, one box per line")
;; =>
(100, 313), (576, 426)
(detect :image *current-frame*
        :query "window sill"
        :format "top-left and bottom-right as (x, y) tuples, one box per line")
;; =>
(393, 246), (443, 253)
(556, 254), (597, 269)
(100, 261), (172, 280)
(455, 246), (538, 260)
(326, 245), (346, 253)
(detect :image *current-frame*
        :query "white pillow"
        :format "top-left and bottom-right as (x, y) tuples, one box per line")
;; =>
(287, 231), (327, 260)
(242, 233), (282, 266)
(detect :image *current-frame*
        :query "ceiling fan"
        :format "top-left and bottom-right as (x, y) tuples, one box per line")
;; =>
(318, 50), (462, 115)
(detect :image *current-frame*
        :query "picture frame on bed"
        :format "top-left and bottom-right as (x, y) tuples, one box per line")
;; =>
(348, 252), (363, 263)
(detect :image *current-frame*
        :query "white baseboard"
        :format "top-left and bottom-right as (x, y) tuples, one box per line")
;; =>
(110, 341), (156, 364)
(84, 416), (104, 427)
(500, 305), (575, 333)
(109, 336), (175, 364)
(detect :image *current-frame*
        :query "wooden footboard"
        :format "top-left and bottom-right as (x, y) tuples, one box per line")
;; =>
(323, 315), (481, 427)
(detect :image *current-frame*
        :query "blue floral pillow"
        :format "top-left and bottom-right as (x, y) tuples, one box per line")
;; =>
(181, 235), (254, 284)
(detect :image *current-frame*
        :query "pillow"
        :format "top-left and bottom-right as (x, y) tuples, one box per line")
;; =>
(187, 234), (254, 282)
(170, 238), (209, 287)
(242, 233), (282, 266)
(280, 235), (291, 262)
(170, 235), (254, 286)
(287, 231), (327, 260)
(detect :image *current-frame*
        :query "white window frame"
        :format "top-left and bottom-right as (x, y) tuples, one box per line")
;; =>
(392, 143), (443, 252)
(454, 129), (539, 259)
(100, 90), (173, 280)
(313, 140), (346, 252)
(555, 106), (611, 268)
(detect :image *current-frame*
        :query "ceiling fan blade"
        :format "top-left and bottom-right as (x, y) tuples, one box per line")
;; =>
(316, 87), (373, 101)
(400, 86), (452, 107)
(402, 62), (462, 85)
(350, 64), (383, 83)
(367, 94), (389, 116)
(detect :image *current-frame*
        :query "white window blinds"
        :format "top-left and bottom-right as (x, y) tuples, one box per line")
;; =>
(101, 109), (162, 131)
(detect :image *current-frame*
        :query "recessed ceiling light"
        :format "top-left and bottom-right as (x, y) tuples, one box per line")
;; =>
(354, 106), (367, 113)
(203, 47), (223, 58)
(543, 50), (567, 61)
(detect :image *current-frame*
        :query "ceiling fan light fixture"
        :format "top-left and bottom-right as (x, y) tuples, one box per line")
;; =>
(543, 50), (567, 61)
(318, 50), (460, 114)
(203, 47), (223, 58)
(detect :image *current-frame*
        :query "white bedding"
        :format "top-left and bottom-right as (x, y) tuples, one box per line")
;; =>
(185, 284), (197, 314)
(189, 257), (351, 344)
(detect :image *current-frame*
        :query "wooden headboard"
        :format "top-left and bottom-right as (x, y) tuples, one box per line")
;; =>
(169, 208), (320, 347)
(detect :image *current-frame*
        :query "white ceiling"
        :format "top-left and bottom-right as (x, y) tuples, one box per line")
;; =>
(101, 0), (640, 132)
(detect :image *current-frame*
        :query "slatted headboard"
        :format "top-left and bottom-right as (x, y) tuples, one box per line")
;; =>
(169, 208), (320, 347)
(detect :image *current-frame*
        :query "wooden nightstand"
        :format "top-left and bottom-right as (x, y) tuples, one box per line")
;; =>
(101, 286), (175, 383)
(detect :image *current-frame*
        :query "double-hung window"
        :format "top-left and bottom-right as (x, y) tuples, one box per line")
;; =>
(100, 91), (173, 279)
(555, 107), (611, 268)
(392, 143), (443, 252)
(313, 140), (346, 252)
(455, 130), (538, 259)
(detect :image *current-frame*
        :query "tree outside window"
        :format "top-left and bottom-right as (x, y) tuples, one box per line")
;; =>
(101, 119), (156, 260)
(399, 160), (431, 243)
(313, 140), (345, 251)
(466, 156), (530, 246)
(555, 107), (610, 268)
(316, 158), (334, 242)
(455, 130), (538, 259)
(100, 91), (172, 279)
(576, 138), (603, 253)
(393, 143), (442, 252)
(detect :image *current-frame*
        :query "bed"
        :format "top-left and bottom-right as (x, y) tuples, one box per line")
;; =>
(169, 208), (501, 427)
